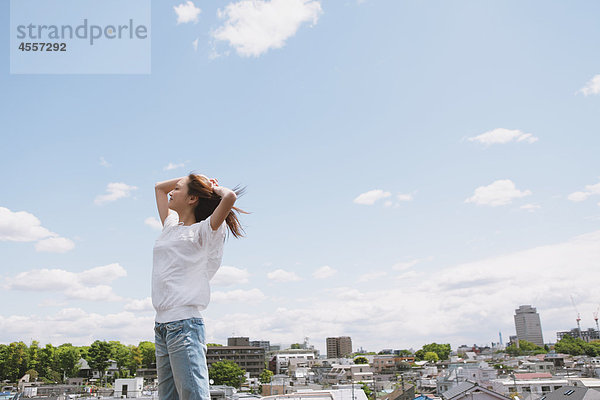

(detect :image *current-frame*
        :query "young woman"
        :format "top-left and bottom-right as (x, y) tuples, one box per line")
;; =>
(152, 173), (245, 400)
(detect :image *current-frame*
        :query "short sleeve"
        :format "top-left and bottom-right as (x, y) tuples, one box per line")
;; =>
(163, 211), (179, 230)
(198, 215), (226, 245)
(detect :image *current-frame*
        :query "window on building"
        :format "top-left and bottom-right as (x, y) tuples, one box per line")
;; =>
(509, 387), (516, 393)
(542, 386), (550, 393)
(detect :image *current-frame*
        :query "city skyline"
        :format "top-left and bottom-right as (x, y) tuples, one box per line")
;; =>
(1, 0), (600, 353)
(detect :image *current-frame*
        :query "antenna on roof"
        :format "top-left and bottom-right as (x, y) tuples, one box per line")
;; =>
(570, 295), (583, 339)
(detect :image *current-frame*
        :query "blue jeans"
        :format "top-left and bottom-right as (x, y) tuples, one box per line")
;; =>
(154, 318), (210, 400)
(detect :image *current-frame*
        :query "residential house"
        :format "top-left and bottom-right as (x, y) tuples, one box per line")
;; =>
(441, 381), (511, 400)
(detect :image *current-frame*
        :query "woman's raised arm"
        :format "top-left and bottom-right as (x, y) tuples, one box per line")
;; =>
(155, 177), (183, 225)
(210, 184), (237, 231)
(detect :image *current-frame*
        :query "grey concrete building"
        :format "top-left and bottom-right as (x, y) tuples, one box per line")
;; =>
(206, 345), (265, 378)
(514, 305), (544, 347)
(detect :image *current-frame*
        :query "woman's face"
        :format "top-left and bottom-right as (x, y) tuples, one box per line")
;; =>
(168, 177), (191, 211)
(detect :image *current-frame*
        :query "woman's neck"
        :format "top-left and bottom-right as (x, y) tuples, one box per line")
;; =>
(177, 208), (197, 226)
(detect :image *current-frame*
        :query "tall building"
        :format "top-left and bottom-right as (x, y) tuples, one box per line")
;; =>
(206, 345), (265, 378)
(250, 340), (271, 351)
(326, 336), (353, 358)
(228, 337), (250, 346)
(514, 305), (544, 347)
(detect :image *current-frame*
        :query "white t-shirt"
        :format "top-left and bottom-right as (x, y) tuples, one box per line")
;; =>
(152, 211), (226, 323)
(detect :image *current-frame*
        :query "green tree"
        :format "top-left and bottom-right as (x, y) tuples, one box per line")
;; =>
(424, 352), (439, 363)
(0, 344), (9, 381)
(259, 369), (273, 384)
(109, 341), (131, 376)
(56, 344), (81, 378)
(422, 343), (451, 360)
(505, 340), (547, 356)
(555, 335), (586, 356)
(39, 344), (56, 378)
(43, 369), (62, 384)
(78, 346), (90, 361)
(290, 343), (302, 349)
(88, 340), (112, 385)
(396, 349), (413, 357)
(127, 345), (143, 373)
(28, 341), (40, 372)
(209, 361), (246, 389)
(25, 369), (39, 380)
(354, 356), (369, 365)
(138, 341), (156, 369)
(7, 342), (30, 381)
(415, 343), (451, 361)
(207, 343), (223, 347)
(359, 382), (373, 399)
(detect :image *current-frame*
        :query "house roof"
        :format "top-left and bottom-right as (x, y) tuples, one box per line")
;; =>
(441, 381), (478, 400)
(441, 381), (511, 400)
(540, 386), (600, 400)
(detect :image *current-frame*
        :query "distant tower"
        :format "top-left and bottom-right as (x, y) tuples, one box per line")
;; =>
(326, 336), (353, 358)
(499, 331), (503, 346)
(514, 305), (544, 347)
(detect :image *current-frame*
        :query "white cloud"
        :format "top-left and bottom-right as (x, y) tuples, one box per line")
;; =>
(0, 207), (54, 242)
(144, 217), (162, 230)
(163, 162), (185, 171)
(70, 285), (123, 302)
(520, 204), (541, 212)
(4, 263), (127, 302)
(124, 297), (154, 312)
(0, 207), (74, 252)
(0, 309), (155, 346)
(568, 191), (589, 202)
(192, 38), (199, 51)
(34, 237), (75, 253)
(383, 193), (415, 208)
(568, 181), (600, 203)
(312, 265), (337, 279)
(4, 231), (599, 349)
(397, 193), (413, 202)
(357, 271), (387, 283)
(578, 75), (600, 96)
(94, 182), (137, 205)
(267, 268), (301, 282)
(99, 157), (111, 167)
(465, 179), (531, 206)
(392, 260), (418, 271)
(212, 0), (323, 57)
(78, 263), (127, 285)
(212, 266), (250, 286)
(174, 1), (201, 24)
(212, 288), (266, 303)
(353, 190), (391, 205)
(392, 257), (431, 271)
(206, 230), (600, 351)
(467, 128), (538, 145)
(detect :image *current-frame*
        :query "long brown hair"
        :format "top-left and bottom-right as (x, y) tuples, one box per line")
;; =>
(186, 173), (248, 238)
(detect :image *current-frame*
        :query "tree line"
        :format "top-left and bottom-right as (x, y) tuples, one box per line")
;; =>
(0, 340), (156, 384)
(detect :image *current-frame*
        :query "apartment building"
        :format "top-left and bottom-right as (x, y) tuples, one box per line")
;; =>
(206, 345), (265, 378)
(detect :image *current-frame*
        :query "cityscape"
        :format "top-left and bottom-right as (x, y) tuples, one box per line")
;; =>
(2, 304), (600, 400)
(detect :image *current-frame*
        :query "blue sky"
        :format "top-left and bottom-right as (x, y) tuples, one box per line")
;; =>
(1, 0), (600, 353)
